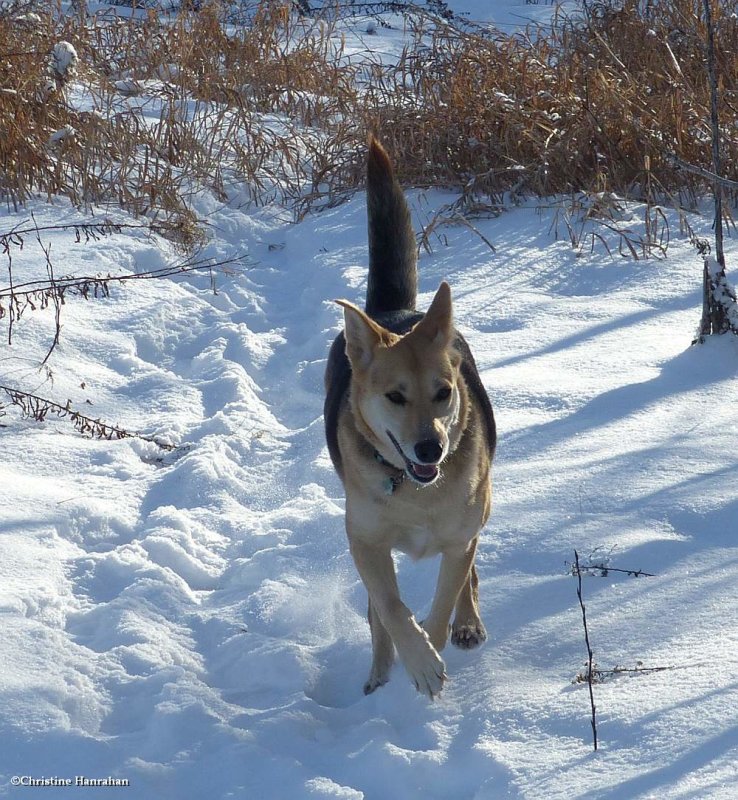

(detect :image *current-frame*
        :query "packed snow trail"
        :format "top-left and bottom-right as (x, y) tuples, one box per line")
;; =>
(2, 186), (738, 799)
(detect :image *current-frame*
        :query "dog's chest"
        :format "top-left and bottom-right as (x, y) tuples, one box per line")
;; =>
(347, 476), (480, 557)
(395, 523), (441, 560)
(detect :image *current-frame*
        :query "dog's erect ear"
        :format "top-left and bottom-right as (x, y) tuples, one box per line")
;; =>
(336, 300), (389, 371)
(412, 281), (454, 346)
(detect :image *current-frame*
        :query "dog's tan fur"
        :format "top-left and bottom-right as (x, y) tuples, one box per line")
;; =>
(324, 139), (495, 698)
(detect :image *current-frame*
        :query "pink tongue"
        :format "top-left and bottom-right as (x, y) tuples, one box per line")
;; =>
(413, 463), (437, 478)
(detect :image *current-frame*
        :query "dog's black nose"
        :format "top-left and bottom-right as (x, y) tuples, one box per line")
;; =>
(414, 439), (443, 464)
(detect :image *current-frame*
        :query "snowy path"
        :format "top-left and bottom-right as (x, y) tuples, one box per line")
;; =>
(2, 185), (737, 798)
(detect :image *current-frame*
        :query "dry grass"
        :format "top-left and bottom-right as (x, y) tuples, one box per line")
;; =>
(0, 2), (363, 245)
(1, 0), (737, 249)
(365, 0), (738, 206)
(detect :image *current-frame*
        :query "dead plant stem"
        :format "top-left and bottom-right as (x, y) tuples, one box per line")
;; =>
(574, 549), (599, 752)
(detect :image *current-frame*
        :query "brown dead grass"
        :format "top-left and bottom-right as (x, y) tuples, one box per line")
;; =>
(367, 0), (738, 206)
(1, 0), (737, 248)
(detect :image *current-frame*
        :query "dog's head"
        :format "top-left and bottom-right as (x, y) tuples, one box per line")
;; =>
(337, 282), (464, 486)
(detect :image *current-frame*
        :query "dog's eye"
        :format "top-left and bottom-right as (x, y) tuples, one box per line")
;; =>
(385, 391), (407, 406)
(434, 385), (452, 402)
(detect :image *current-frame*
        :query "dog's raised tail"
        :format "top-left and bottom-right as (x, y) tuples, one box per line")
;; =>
(365, 137), (417, 316)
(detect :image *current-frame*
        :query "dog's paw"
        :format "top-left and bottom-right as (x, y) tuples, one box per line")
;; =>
(363, 674), (387, 695)
(399, 635), (447, 699)
(451, 620), (487, 650)
(411, 660), (447, 699)
(363, 663), (392, 695)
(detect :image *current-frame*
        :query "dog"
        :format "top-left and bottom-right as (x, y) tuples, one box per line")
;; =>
(324, 137), (496, 698)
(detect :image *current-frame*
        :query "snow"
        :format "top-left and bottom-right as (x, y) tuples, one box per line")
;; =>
(450, 0), (580, 30)
(48, 125), (76, 144)
(51, 42), (78, 81)
(2, 2), (738, 799)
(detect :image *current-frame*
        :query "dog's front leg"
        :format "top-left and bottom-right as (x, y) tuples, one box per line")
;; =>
(365, 599), (394, 695)
(423, 539), (479, 652)
(349, 538), (447, 698)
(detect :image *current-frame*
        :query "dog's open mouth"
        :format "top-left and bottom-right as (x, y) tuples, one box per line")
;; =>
(386, 431), (440, 485)
(407, 461), (439, 483)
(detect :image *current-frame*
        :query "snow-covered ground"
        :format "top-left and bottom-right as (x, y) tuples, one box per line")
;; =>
(448, 0), (579, 29)
(2, 2), (738, 799)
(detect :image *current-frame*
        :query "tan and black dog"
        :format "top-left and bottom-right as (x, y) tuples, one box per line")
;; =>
(324, 138), (496, 698)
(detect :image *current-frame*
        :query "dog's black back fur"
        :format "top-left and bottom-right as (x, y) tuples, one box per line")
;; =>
(324, 139), (496, 479)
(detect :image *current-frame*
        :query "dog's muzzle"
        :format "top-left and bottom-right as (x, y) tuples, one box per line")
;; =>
(386, 430), (441, 485)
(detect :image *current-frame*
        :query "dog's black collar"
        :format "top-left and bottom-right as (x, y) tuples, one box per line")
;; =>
(374, 449), (405, 495)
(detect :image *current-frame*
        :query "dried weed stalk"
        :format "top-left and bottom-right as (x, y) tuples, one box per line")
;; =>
(573, 660), (697, 685)
(0, 219), (245, 348)
(0, 383), (175, 450)
(567, 549), (655, 579)
(574, 549), (598, 751)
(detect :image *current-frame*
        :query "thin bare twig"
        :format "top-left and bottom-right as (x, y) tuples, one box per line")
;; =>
(574, 661), (703, 684)
(1, 220), (154, 243)
(0, 251), (247, 347)
(32, 213), (61, 366)
(0, 253), (246, 299)
(567, 559), (655, 578)
(0, 384), (175, 450)
(574, 549), (598, 751)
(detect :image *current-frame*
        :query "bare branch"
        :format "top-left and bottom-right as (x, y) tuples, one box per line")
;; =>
(574, 661), (703, 685)
(574, 550), (599, 752)
(663, 153), (738, 191)
(32, 213), (62, 366)
(0, 248), (247, 349)
(567, 559), (655, 578)
(0, 253), (246, 300)
(0, 384), (175, 451)
(694, 0), (738, 340)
